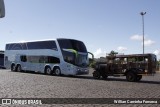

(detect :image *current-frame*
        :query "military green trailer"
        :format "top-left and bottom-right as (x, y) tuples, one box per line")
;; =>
(93, 54), (157, 82)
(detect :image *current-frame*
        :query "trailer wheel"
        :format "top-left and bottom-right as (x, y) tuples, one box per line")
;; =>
(16, 65), (22, 72)
(136, 75), (142, 81)
(102, 74), (108, 79)
(126, 72), (136, 82)
(93, 71), (101, 79)
(45, 66), (52, 75)
(54, 67), (61, 76)
(11, 64), (16, 71)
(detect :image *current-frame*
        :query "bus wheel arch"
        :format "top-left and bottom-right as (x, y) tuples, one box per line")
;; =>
(53, 66), (61, 76)
(45, 66), (52, 75)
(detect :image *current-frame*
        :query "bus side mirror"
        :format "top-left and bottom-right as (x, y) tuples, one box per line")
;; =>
(88, 52), (94, 60)
(88, 52), (95, 68)
(0, 0), (5, 18)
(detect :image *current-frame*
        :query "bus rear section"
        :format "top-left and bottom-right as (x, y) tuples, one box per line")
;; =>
(0, 51), (5, 69)
(4, 39), (89, 76)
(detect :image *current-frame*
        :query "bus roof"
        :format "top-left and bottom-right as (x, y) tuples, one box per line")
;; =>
(7, 39), (56, 44)
(106, 53), (156, 58)
(6, 38), (83, 44)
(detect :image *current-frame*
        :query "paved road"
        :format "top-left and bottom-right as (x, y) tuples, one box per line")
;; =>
(0, 69), (160, 107)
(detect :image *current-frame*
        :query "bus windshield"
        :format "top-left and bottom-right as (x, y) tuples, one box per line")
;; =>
(57, 39), (87, 52)
(57, 39), (88, 67)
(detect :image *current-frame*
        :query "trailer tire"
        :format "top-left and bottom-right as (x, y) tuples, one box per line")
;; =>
(126, 72), (136, 82)
(93, 71), (101, 79)
(136, 75), (142, 81)
(102, 74), (108, 79)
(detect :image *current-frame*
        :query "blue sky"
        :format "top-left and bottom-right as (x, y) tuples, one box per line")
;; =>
(0, 0), (160, 59)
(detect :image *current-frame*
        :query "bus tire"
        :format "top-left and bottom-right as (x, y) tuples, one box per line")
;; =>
(54, 67), (61, 76)
(11, 64), (16, 71)
(126, 72), (136, 82)
(45, 66), (52, 75)
(16, 65), (22, 72)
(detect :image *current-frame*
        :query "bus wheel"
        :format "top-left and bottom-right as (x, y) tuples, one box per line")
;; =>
(45, 67), (52, 75)
(17, 65), (22, 72)
(54, 67), (61, 76)
(11, 64), (16, 71)
(126, 72), (136, 82)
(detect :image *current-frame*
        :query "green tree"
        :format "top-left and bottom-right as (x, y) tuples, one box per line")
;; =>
(108, 50), (118, 56)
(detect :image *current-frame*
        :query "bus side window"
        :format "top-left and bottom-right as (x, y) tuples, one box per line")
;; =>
(39, 56), (45, 63)
(145, 58), (148, 62)
(48, 56), (60, 63)
(21, 55), (27, 62)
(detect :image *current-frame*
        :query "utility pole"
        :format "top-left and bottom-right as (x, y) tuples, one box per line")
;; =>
(140, 12), (146, 54)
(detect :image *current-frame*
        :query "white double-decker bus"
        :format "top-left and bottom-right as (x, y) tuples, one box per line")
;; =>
(4, 38), (90, 75)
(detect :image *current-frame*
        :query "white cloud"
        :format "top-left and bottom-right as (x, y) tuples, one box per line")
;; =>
(93, 48), (106, 58)
(154, 50), (160, 55)
(130, 34), (155, 47)
(130, 35), (143, 41)
(143, 40), (155, 46)
(117, 46), (127, 51)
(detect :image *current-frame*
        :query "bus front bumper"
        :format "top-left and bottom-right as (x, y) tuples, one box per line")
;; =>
(76, 68), (89, 75)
